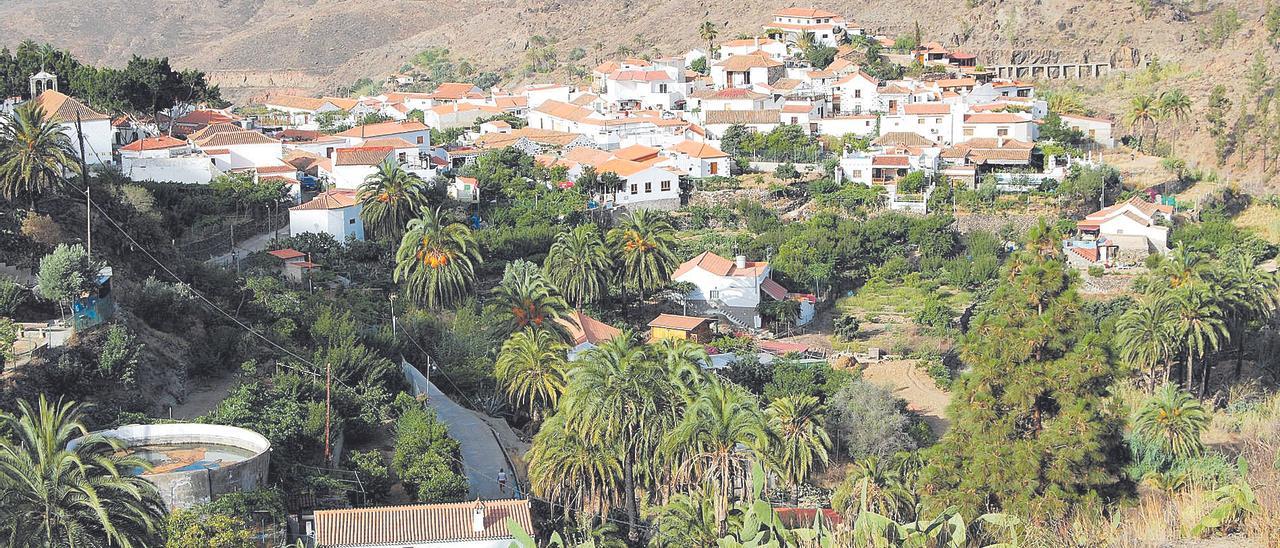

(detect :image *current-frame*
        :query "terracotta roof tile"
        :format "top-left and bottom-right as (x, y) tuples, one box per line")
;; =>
(648, 313), (713, 331)
(704, 109), (781, 125)
(314, 500), (532, 546)
(120, 135), (186, 151)
(558, 311), (622, 346)
(31, 90), (109, 123)
(669, 139), (728, 159)
(194, 130), (279, 147)
(334, 146), (394, 166)
(291, 189), (359, 211)
(336, 121), (429, 138)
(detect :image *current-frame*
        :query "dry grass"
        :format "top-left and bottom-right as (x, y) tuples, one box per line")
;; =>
(1232, 204), (1280, 245)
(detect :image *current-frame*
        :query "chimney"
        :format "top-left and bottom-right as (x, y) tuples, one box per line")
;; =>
(472, 500), (486, 533)
(754, 36), (760, 49)
(735, 255), (747, 269)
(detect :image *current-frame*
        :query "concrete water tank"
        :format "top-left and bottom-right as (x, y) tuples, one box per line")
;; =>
(74, 423), (271, 510)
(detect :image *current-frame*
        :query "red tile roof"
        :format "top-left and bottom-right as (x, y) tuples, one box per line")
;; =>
(672, 251), (768, 278)
(648, 313), (713, 331)
(901, 103), (951, 115)
(268, 248), (306, 260)
(334, 146), (394, 166)
(558, 311), (622, 346)
(335, 121), (429, 138)
(31, 90), (109, 123)
(964, 113), (1030, 124)
(314, 500), (532, 546)
(120, 135), (186, 151)
(761, 278), (788, 300)
(670, 139), (728, 159)
(291, 190), (360, 210)
(193, 130), (280, 147)
(872, 155), (910, 167)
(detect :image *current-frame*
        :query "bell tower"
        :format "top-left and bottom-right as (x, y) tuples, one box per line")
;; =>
(29, 71), (57, 98)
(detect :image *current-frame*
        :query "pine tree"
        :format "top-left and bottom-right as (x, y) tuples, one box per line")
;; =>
(919, 253), (1127, 518)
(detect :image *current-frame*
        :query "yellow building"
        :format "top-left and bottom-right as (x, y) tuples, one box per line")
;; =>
(648, 314), (714, 343)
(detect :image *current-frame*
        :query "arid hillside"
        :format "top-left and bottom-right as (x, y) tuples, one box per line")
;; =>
(0, 0), (1214, 89)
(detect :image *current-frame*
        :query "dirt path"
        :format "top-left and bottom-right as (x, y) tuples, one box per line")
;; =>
(861, 359), (952, 436)
(169, 371), (241, 420)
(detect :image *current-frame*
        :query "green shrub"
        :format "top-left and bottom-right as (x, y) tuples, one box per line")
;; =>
(346, 450), (392, 503)
(914, 298), (953, 329)
(1087, 265), (1105, 277)
(392, 405), (468, 503)
(833, 314), (860, 341)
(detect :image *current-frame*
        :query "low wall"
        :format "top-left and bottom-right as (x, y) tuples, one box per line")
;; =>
(76, 423), (271, 510)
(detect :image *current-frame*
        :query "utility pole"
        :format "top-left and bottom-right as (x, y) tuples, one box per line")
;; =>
(389, 294), (398, 342)
(75, 112), (90, 259)
(324, 362), (332, 463)
(230, 221), (237, 272)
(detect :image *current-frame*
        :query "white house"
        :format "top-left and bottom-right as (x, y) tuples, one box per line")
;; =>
(119, 135), (221, 184)
(703, 109), (782, 137)
(833, 71), (881, 114)
(312, 499), (533, 548)
(262, 94), (356, 130)
(330, 146), (395, 189)
(665, 139), (730, 178)
(1060, 113), (1115, 148)
(718, 37), (788, 60)
(597, 158), (681, 210)
(711, 53), (786, 89)
(959, 112), (1037, 143)
(816, 115), (878, 138)
(1068, 196), (1173, 265)
(289, 190), (364, 242)
(672, 251), (811, 328)
(190, 129), (283, 171)
(425, 102), (504, 129)
(449, 176), (480, 204)
(691, 87), (773, 114)
(602, 59), (690, 111)
(336, 121), (431, 150)
(31, 90), (113, 166)
(766, 8), (853, 47)
(880, 103), (956, 144)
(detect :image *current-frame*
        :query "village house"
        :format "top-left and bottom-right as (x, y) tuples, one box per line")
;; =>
(711, 52), (786, 89)
(815, 114), (878, 138)
(879, 103), (956, 144)
(288, 189), (364, 242)
(940, 137), (1036, 188)
(663, 139), (731, 178)
(765, 8), (854, 47)
(718, 37), (789, 60)
(959, 112), (1037, 143)
(425, 102), (504, 129)
(448, 176), (480, 204)
(595, 157), (682, 211)
(672, 251), (811, 329)
(1066, 197), (1174, 267)
(688, 88), (774, 117)
(190, 127), (283, 172)
(833, 71), (881, 114)
(557, 310), (622, 360)
(648, 314), (716, 343)
(427, 82), (488, 105)
(118, 135), (220, 184)
(592, 59), (653, 93)
(29, 89), (113, 166)
(336, 120), (431, 150)
(311, 499), (533, 548)
(262, 94), (357, 130)
(703, 109), (782, 137)
(601, 57), (691, 111)
(472, 127), (595, 155)
(161, 108), (243, 138)
(1059, 113), (1115, 148)
(330, 146), (395, 189)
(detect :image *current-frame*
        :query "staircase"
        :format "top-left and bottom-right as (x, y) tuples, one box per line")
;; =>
(709, 298), (757, 330)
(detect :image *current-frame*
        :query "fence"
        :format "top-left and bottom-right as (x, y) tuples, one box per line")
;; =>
(174, 212), (288, 260)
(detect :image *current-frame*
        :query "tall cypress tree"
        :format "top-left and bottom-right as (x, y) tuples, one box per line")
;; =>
(919, 252), (1127, 518)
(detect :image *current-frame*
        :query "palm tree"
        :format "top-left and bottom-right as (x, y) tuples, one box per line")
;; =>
(357, 160), (428, 241)
(494, 260), (571, 339)
(661, 378), (770, 534)
(1158, 89), (1192, 140)
(1133, 384), (1209, 460)
(646, 491), (732, 548)
(648, 337), (710, 400)
(559, 333), (682, 538)
(527, 413), (623, 518)
(766, 394), (831, 502)
(1141, 243), (1210, 294)
(0, 396), (167, 547)
(831, 457), (916, 521)
(698, 21), (719, 60)
(544, 225), (611, 309)
(1125, 94), (1157, 152)
(394, 206), (482, 308)
(1171, 282), (1230, 396)
(496, 329), (570, 419)
(796, 31), (817, 53)
(0, 104), (79, 207)
(606, 209), (678, 306)
(1116, 294), (1178, 388)
(1221, 255), (1280, 380)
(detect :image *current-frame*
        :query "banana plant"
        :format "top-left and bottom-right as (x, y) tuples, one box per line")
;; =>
(1191, 457), (1261, 537)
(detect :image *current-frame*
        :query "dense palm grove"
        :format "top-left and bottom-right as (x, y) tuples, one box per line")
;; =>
(1, 46), (1280, 548)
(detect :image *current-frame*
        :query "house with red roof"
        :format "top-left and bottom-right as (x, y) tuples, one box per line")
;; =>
(959, 112), (1037, 143)
(833, 71), (880, 115)
(664, 139), (730, 178)
(557, 311), (623, 360)
(1066, 197), (1173, 267)
(1060, 113), (1115, 148)
(601, 57), (691, 111)
(118, 135), (223, 184)
(29, 89), (113, 166)
(718, 37), (789, 61)
(711, 52), (786, 89)
(672, 251), (813, 329)
(289, 189), (364, 242)
(330, 146), (396, 190)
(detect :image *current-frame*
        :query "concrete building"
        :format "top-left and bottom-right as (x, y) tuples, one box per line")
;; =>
(765, 7), (853, 47)
(1059, 113), (1115, 148)
(672, 251), (807, 328)
(597, 158), (682, 211)
(30, 89), (113, 166)
(711, 53), (786, 89)
(664, 139), (730, 178)
(330, 146), (395, 189)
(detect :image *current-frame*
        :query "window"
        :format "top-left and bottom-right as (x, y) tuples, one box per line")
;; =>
(397, 152), (406, 162)
(349, 218), (356, 225)
(791, 117), (799, 124)
(326, 147), (334, 157)
(854, 89), (861, 98)
(709, 162), (718, 175)
(645, 182), (652, 193)
(630, 184), (638, 194)
(963, 127), (974, 136)
(997, 128), (1009, 136)
(661, 180), (671, 192)
(658, 83), (668, 93)
(917, 118), (924, 124)
(852, 170), (862, 178)
(416, 136), (424, 144)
